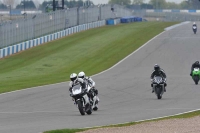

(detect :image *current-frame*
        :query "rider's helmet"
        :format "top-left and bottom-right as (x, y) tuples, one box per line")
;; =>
(154, 64), (160, 71)
(194, 22), (196, 25)
(78, 71), (85, 79)
(70, 73), (77, 82)
(195, 61), (199, 65)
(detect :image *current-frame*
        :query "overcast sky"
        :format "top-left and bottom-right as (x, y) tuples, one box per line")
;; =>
(4, 0), (185, 6)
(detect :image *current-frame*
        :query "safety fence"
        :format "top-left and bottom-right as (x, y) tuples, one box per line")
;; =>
(133, 9), (200, 13)
(133, 9), (200, 22)
(0, 4), (132, 48)
(0, 20), (105, 59)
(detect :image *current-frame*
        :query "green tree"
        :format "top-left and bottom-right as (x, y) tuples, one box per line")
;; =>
(132, 0), (144, 5)
(149, 0), (166, 9)
(190, 0), (200, 9)
(16, 1), (36, 9)
(108, 0), (131, 6)
(179, 1), (189, 9)
(0, 3), (7, 9)
(165, 2), (180, 9)
(38, 1), (52, 11)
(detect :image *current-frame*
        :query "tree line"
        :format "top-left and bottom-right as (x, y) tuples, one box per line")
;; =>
(0, 0), (94, 10)
(109, 0), (200, 9)
(0, 0), (200, 10)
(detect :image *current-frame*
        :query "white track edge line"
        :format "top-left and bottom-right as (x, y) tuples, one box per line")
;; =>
(82, 109), (200, 129)
(3, 22), (190, 96)
(0, 31), (166, 96)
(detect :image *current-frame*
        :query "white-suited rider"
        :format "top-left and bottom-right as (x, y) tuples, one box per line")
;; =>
(78, 71), (99, 102)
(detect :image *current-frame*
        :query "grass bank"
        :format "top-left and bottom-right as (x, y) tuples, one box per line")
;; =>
(0, 22), (177, 93)
(44, 110), (200, 133)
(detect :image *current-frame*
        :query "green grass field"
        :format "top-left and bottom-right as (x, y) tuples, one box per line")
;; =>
(0, 22), (177, 94)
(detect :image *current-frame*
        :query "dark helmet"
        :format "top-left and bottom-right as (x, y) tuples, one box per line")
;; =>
(154, 64), (160, 71)
(195, 61), (199, 65)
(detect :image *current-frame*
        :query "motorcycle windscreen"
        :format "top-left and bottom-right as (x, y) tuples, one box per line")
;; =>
(194, 68), (199, 71)
(193, 26), (197, 29)
(154, 76), (163, 84)
(72, 84), (82, 95)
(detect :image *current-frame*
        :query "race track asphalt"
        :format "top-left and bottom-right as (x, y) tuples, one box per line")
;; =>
(0, 22), (199, 133)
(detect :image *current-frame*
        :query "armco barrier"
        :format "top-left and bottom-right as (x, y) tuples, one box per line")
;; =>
(145, 9), (200, 13)
(0, 20), (106, 59)
(121, 16), (142, 23)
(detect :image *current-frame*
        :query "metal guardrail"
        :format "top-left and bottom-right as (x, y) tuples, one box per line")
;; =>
(133, 9), (200, 22)
(0, 20), (106, 58)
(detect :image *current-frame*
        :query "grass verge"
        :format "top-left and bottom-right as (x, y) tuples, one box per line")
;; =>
(44, 110), (200, 133)
(0, 22), (177, 93)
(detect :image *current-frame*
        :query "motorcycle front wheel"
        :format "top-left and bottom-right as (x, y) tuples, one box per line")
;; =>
(194, 76), (199, 85)
(77, 100), (85, 115)
(155, 87), (162, 99)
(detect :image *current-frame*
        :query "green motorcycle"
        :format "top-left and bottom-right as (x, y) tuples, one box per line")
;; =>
(192, 67), (200, 85)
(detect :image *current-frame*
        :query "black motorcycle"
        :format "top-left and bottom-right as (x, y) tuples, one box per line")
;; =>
(152, 76), (165, 99)
(71, 83), (92, 115)
(193, 25), (197, 34)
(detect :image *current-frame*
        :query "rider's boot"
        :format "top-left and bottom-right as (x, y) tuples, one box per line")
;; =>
(151, 84), (154, 93)
(164, 83), (167, 92)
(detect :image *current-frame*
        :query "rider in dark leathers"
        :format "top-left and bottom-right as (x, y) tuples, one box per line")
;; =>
(190, 61), (200, 76)
(150, 64), (167, 93)
(192, 22), (197, 34)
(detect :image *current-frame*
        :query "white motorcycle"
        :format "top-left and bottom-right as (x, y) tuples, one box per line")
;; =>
(71, 83), (92, 115)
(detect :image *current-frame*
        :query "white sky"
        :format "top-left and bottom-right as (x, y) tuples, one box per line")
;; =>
(4, 0), (185, 6)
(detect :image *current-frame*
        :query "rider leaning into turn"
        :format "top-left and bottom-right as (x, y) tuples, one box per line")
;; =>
(78, 71), (99, 100)
(150, 64), (167, 93)
(69, 73), (87, 95)
(190, 61), (200, 76)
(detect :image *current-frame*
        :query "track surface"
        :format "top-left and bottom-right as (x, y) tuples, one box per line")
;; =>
(0, 22), (199, 133)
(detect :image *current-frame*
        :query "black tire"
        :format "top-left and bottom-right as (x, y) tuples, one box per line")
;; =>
(157, 94), (162, 99)
(156, 87), (162, 99)
(93, 107), (98, 111)
(194, 76), (199, 85)
(86, 106), (92, 115)
(93, 100), (98, 111)
(157, 95), (162, 99)
(77, 100), (85, 115)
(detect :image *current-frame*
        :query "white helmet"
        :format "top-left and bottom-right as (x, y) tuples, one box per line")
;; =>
(70, 73), (77, 81)
(194, 22), (196, 25)
(78, 71), (85, 79)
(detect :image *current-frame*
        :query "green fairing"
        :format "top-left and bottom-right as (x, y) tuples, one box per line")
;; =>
(192, 69), (200, 78)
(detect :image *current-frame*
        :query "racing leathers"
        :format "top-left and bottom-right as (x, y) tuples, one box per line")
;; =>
(84, 76), (99, 101)
(150, 69), (167, 92)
